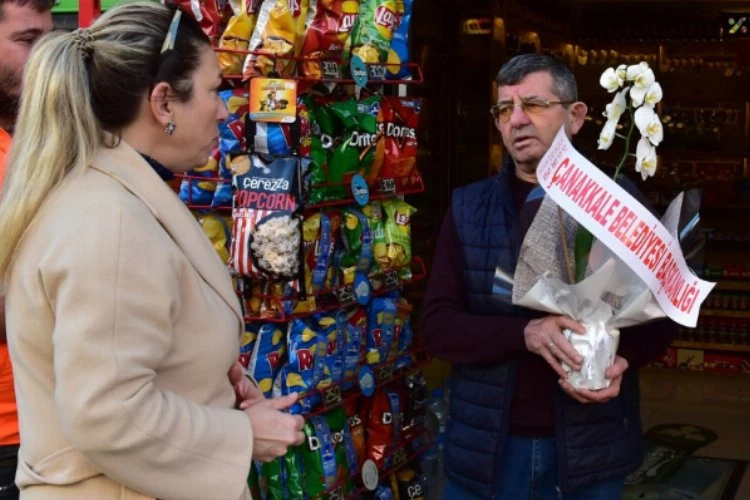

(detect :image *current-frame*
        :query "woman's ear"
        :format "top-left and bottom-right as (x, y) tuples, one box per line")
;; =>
(149, 82), (174, 128)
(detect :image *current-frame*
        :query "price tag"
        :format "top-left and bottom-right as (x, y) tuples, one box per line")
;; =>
(358, 366), (375, 397)
(376, 363), (395, 384)
(334, 285), (357, 307)
(327, 486), (345, 500)
(321, 60), (340, 80)
(384, 270), (401, 289)
(354, 273), (372, 305)
(323, 385), (343, 407)
(392, 448), (408, 470)
(368, 64), (387, 81)
(377, 177), (397, 195)
(351, 56), (369, 87)
(361, 459), (379, 491)
(351, 174), (370, 206)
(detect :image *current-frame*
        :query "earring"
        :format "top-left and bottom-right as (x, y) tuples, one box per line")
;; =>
(165, 121), (176, 136)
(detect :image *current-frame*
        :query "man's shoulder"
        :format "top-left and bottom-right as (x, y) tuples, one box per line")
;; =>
(453, 175), (502, 198)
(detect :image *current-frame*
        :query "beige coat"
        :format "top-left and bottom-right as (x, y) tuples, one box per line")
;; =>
(5, 141), (253, 499)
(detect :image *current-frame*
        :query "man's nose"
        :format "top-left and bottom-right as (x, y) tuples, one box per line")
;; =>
(508, 104), (530, 127)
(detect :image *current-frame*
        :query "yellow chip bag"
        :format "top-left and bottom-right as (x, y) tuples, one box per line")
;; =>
(218, 0), (261, 76)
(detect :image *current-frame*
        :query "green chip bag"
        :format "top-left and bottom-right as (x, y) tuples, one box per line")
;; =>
(382, 198), (416, 277)
(348, 0), (404, 71)
(283, 446), (304, 499)
(262, 458), (283, 500)
(325, 407), (357, 495)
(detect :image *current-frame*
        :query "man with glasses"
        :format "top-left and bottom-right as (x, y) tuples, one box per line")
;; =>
(0, 0), (53, 497)
(420, 54), (674, 499)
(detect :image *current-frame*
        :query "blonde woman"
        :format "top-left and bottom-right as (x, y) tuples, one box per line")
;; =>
(0, 3), (304, 498)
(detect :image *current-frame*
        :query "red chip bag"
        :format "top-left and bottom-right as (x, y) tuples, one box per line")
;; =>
(300, 0), (361, 79)
(370, 97), (421, 184)
(172, 0), (224, 40)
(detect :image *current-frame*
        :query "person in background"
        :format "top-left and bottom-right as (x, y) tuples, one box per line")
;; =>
(0, 3), (304, 498)
(420, 53), (675, 499)
(0, 0), (52, 498)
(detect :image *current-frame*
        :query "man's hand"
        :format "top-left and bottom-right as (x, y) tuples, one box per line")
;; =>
(228, 361), (264, 409)
(559, 355), (629, 404)
(524, 315), (585, 379)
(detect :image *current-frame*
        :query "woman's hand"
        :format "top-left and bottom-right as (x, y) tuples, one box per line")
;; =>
(228, 361), (264, 409)
(244, 394), (305, 462)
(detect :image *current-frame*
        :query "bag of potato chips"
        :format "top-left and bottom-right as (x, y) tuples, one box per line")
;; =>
(386, 0), (412, 80)
(243, 0), (310, 78)
(347, 0), (404, 79)
(300, 0), (361, 80)
(247, 323), (287, 397)
(369, 97), (420, 184)
(218, 0), (261, 76)
(381, 198), (415, 275)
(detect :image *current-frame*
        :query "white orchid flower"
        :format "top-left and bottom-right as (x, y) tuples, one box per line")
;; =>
(616, 64), (627, 81)
(629, 71), (657, 107)
(643, 82), (663, 108)
(604, 87), (629, 123)
(626, 61), (650, 81)
(635, 137), (658, 180)
(634, 106), (664, 146)
(599, 67), (622, 93)
(597, 119), (618, 150)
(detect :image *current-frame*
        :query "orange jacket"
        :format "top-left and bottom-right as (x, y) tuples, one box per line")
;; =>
(0, 127), (20, 446)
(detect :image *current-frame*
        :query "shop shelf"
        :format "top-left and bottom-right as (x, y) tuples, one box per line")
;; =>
(714, 280), (750, 292)
(670, 340), (750, 353)
(699, 309), (750, 319)
(242, 257), (428, 324)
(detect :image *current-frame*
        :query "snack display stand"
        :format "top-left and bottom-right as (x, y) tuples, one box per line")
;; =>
(77, 0), (433, 498)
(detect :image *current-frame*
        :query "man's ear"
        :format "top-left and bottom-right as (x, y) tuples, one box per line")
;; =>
(149, 82), (175, 128)
(568, 101), (588, 136)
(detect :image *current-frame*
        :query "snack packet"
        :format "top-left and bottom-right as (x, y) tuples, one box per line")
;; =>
(197, 213), (232, 264)
(283, 446), (305, 499)
(347, 0), (404, 78)
(340, 207), (374, 284)
(231, 153), (304, 280)
(179, 150), (219, 206)
(172, 0), (224, 41)
(316, 313), (344, 387)
(247, 323), (287, 396)
(370, 97), (420, 184)
(379, 198), (415, 275)
(394, 467), (425, 500)
(243, 0), (310, 78)
(401, 371), (428, 440)
(301, 417), (338, 498)
(262, 458), (283, 500)
(344, 397), (367, 466)
(386, 0), (413, 80)
(366, 389), (394, 468)
(325, 407), (358, 494)
(277, 318), (327, 413)
(300, 0), (361, 80)
(218, 0), (261, 76)
(342, 307), (366, 389)
(239, 323), (259, 369)
(328, 96), (381, 184)
(366, 297), (397, 364)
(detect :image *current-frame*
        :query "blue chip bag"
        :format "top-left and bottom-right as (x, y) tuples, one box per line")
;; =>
(387, 0), (414, 81)
(318, 313), (345, 387)
(366, 298), (397, 365)
(278, 319), (327, 414)
(219, 88), (249, 154)
(239, 323), (259, 370)
(211, 154), (233, 208)
(247, 323), (287, 397)
(179, 149), (219, 206)
(343, 308), (367, 390)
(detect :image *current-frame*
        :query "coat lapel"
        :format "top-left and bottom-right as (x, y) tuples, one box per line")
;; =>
(89, 141), (243, 326)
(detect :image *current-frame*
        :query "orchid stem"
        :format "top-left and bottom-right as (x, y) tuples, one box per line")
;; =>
(615, 133), (627, 139)
(614, 104), (636, 180)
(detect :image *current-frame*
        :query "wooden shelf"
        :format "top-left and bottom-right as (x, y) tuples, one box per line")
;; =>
(700, 309), (750, 319)
(671, 340), (750, 353)
(713, 280), (750, 292)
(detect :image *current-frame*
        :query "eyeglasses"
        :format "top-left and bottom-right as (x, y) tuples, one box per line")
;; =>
(160, 8), (182, 55)
(490, 97), (574, 123)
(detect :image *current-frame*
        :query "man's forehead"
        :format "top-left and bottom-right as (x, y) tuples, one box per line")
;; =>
(0, 2), (53, 31)
(497, 71), (555, 101)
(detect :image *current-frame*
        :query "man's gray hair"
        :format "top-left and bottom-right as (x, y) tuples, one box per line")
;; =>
(495, 54), (578, 102)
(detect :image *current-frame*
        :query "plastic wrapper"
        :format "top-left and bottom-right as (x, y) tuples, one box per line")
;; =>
(219, 89), (250, 154)
(172, 0), (224, 40)
(300, 0), (360, 80)
(330, 96), (381, 182)
(179, 150), (219, 206)
(366, 297), (397, 364)
(262, 458), (283, 500)
(243, 0), (310, 78)
(218, 0), (260, 76)
(247, 323), (287, 396)
(386, 0), (412, 80)
(301, 416), (338, 497)
(230, 153), (304, 280)
(283, 446), (304, 499)
(505, 187), (704, 389)
(343, 307), (366, 389)
(325, 407), (357, 494)
(340, 206), (374, 283)
(380, 198), (415, 276)
(401, 371), (428, 438)
(274, 318), (328, 413)
(372, 485), (395, 500)
(366, 389), (395, 468)
(347, 0), (404, 76)
(394, 467), (425, 500)
(317, 313), (344, 386)
(369, 97), (420, 184)
(239, 323), (259, 368)
(197, 213), (232, 263)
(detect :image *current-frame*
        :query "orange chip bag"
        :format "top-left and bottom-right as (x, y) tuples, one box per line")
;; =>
(243, 0), (311, 78)
(218, 0), (261, 76)
(300, 0), (360, 79)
